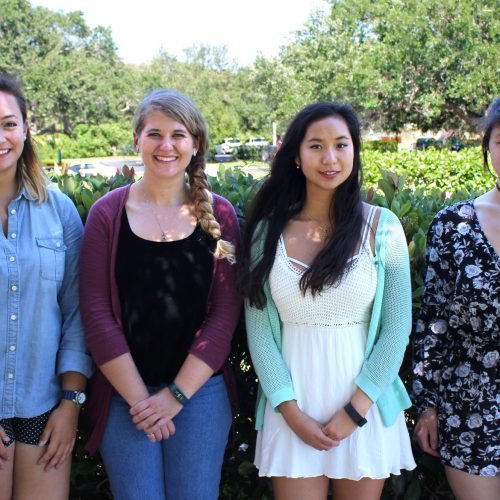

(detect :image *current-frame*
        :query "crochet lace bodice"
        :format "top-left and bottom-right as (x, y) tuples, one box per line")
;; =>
(269, 208), (377, 328)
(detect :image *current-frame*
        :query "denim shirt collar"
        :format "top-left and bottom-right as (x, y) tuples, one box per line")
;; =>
(15, 186), (38, 202)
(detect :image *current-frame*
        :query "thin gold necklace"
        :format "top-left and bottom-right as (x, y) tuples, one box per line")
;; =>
(151, 209), (169, 242)
(139, 183), (191, 242)
(299, 211), (331, 239)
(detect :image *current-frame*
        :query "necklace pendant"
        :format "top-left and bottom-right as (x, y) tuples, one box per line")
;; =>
(160, 231), (168, 242)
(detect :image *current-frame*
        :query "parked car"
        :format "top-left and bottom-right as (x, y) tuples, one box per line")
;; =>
(67, 162), (120, 177)
(246, 137), (269, 147)
(415, 138), (438, 150)
(216, 137), (242, 154)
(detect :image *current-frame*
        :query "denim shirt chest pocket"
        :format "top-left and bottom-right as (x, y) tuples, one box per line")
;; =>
(36, 237), (67, 281)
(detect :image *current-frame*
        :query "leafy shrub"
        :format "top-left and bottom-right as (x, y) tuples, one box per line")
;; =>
(35, 123), (133, 164)
(235, 145), (263, 161)
(362, 147), (490, 194)
(363, 139), (399, 152)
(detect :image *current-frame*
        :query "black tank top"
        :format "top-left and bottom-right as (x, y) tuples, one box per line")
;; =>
(115, 208), (214, 386)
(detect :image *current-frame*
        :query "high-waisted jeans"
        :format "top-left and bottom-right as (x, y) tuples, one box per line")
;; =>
(100, 375), (232, 500)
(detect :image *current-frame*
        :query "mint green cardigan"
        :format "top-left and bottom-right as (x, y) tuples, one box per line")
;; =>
(245, 207), (412, 430)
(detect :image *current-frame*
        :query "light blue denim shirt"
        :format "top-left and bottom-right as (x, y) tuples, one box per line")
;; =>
(0, 185), (93, 419)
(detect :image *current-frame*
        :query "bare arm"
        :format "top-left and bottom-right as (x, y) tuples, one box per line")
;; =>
(37, 371), (86, 471)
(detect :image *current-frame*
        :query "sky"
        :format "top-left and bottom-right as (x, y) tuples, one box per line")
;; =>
(30, 0), (329, 67)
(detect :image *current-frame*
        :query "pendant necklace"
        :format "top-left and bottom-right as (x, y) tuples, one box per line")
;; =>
(151, 210), (169, 242)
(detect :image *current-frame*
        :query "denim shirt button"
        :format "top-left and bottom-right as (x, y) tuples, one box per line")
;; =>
(9, 345), (16, 351)
(10, 314), (17, 321)
(56, 242), (61, 248)
(10, 209), (16, 215)
(11, 285), (17, 291)
(9, 256), (15, 262)
(10, 233), (16, 239)
(7, 373), (14, 379)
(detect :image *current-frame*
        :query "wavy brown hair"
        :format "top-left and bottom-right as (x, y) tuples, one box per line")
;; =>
(0, 75), (47, 202)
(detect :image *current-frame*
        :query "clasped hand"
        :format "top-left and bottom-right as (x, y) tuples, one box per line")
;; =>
(281, 401), (360, 451)
(322, 409), (358, 442)
(129, 388), (182, 443)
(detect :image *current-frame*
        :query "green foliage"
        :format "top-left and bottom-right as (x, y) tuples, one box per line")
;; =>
(274, 0), (499, 132)
(1, 0), (497, 146)
(49, 168), (134, 222)
(0, 0), (131, 134)
(234, 145), (264, 162)
(35, 123), (132, 163)
(362, 147), (490, 194)
(363, 139), (399, 153)
(207, 166), (263, 220)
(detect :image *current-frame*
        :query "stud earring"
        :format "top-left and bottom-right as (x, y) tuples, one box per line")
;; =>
(193, 149), (197, 157)
(23, 135), (27, 141)
(296, 163), (300, 169)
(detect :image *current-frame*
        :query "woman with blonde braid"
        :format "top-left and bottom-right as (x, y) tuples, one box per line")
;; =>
(79, 89), (241, 500)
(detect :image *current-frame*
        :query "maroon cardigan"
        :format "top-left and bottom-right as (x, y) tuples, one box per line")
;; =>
(80, 185), (241, 453)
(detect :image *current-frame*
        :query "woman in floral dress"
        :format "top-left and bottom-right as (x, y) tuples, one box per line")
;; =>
(413, 98), (500, 499)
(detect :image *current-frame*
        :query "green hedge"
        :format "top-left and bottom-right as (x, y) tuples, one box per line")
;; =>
(362, 147), (489, 194)
(35, 123), (133, 164)
(50, 157), (483, 499)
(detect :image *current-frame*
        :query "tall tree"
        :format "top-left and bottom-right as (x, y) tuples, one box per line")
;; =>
(0, 0), (128, 133)
(278, 0), (499, 132)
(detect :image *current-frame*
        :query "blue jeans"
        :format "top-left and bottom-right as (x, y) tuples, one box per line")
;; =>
(100, 375), (231, 500)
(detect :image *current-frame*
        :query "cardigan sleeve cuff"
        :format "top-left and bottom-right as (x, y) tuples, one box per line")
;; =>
(355, 370), (383, 403)
(268, 386), (296, 410)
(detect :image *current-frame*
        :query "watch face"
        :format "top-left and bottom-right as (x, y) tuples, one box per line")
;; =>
(76, 392), (86, 405)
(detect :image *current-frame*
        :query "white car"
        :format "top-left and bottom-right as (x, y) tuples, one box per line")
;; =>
(67, 162), (120, 177)
(219, 138), (242, 154)
(246, 137), (269, 147)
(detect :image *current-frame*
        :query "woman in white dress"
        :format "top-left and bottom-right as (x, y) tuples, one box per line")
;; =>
(239, 102), (415, 499)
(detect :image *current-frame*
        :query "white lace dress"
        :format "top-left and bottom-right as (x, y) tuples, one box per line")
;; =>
(254, 209), (416, 479)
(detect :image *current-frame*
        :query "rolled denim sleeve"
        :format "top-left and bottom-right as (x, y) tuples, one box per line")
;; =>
(56, 194), (93, 378)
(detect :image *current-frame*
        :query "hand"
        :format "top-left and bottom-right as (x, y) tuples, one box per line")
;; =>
(415, 408), (440, 457)
(0, 425), (11, 470)
(322, 409), (358, 441)
(37, 401), (79, 472)
(129, 389), (181, 440)
(279, 401), (339, 451)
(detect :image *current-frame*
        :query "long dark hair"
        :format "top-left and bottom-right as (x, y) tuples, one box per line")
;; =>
(239, 102), (364, 308)
(481, 97), (500, 170)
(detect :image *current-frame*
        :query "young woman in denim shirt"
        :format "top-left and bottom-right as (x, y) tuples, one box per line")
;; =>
(0, 75), (93, 499)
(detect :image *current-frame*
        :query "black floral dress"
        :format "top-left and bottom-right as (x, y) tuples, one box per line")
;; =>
(412, 200), (499, 476)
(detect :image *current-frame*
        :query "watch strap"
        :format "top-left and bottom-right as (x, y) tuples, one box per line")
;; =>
(167, 383), (189, 406)
(344, 402), (367, 427)
(61, 390), (86, 407)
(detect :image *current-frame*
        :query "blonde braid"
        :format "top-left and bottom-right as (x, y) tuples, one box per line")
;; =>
(188, 161), (236, 263)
